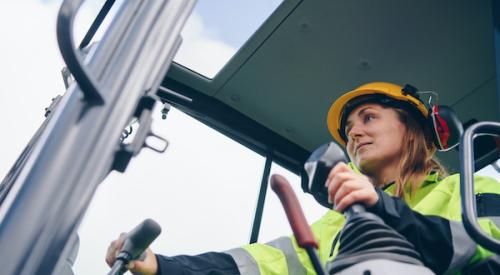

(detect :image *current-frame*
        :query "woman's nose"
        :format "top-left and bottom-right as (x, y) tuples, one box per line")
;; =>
(348, 123), (364, 139)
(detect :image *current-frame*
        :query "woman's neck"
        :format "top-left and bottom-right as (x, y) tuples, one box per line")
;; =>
(363, 164), (399, 188)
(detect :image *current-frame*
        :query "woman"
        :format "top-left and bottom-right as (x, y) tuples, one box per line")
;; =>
(106, 82), (500, 275)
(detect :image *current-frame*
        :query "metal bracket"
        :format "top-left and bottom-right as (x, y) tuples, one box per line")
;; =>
(112, 96), (169, 172)
(44, 95), (63, 118)
(61, 67), (74, 90)
(161, 102), (171, 120)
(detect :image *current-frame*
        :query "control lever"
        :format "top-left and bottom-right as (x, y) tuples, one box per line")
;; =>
(303, 142), (427, 274)
(270, 174), (327, 275)
(303, 142), (364, 215)
(108, 219), (162, 275)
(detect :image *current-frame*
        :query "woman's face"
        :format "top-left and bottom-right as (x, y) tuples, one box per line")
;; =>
(344, 103), (406, 174)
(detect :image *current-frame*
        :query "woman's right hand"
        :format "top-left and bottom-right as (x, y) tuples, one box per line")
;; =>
(326, 162), (379, 212)
(105, 233), (158, 275)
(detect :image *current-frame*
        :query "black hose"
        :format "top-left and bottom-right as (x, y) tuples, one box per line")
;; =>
(79, 0), (116, 49)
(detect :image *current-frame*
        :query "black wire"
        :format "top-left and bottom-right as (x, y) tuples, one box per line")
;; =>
(79, 0), (116, 49)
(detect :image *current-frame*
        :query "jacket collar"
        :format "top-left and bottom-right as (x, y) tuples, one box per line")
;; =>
(347, 162), (441, 194)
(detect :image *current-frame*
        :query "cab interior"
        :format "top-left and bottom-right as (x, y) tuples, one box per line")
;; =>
(1, 1), (499, 274)
(159, 0), (500, 174)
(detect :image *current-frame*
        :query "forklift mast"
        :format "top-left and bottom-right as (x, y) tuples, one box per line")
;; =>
(0, 0), (195, 274)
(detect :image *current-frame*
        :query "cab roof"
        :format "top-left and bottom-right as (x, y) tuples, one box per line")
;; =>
(159, 0), (499, 173)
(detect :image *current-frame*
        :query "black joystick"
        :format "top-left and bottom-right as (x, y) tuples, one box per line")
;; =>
(108, 219), (162, 275)
(303, 142), (430, 274)
(302, 142), (366, 217)
(302, 142), (349, 209)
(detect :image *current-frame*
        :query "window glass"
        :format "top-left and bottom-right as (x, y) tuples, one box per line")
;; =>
(73, 106), (265, 274)
(477, 159), (500, 180)
(258, 162), (328, 243)
(173, 0), (283, 78)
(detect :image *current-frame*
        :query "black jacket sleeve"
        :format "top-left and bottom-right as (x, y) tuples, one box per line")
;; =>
(366, 188), (461, 274)
(156, 252), (240, 275)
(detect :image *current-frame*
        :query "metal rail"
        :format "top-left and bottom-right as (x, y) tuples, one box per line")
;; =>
(250, 155), (273, 243)
(460, 121), (500, 253)
(57, 0), (104, 103)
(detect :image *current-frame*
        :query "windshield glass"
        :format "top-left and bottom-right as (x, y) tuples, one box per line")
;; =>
(74, 106), (265, 273)
(173, 0), (283, 78)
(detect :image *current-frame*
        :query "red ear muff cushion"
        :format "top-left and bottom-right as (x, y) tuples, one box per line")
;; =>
(433, 106), (450, 149)
(430, 105), (463, 151)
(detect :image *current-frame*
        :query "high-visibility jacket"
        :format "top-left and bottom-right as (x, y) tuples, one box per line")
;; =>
(156, 172), (500, 274)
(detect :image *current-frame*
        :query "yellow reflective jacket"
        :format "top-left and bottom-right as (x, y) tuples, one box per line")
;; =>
(230, 173), (500, 274)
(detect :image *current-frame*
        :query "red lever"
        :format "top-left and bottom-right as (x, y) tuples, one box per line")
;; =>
(270, 174), (319, 249)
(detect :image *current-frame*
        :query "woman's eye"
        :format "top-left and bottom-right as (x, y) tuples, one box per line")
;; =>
(364, 114), (374, 122)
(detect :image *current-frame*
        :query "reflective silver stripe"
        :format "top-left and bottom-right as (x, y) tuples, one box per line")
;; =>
(267, 236), (307, 275)
(447, 221), (477, 271)
(225, 248), (261, 275)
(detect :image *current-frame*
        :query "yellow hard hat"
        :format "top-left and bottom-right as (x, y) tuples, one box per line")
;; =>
(327, 82), (429, 146)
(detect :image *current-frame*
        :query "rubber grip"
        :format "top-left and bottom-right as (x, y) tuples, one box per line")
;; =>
(270, 174), (319, 249)
(122, 218), (162, 260)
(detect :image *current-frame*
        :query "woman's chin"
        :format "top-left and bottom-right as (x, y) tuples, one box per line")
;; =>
(355, 156), (379, 172)
(355, 152), (374, 166)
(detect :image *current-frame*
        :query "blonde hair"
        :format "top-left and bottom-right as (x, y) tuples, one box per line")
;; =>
(392, 108), (448, 197)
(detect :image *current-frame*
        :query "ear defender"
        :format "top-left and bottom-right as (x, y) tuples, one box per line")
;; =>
(429, 105), (463, 151)
(401, 84), (464, 152)
(400, 84), (463, 151)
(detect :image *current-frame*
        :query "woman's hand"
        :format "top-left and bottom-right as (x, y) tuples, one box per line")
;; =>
(326, 162), (379, 212)
(105, 233), (158, 275)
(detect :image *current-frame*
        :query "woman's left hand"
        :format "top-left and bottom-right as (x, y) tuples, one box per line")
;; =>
(326, 162), (379, 212)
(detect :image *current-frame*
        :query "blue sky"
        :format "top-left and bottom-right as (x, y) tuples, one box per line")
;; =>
(193, 0), (282, 48)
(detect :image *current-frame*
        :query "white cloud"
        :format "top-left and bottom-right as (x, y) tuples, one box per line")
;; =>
(0, 0), (103, 178)
(0, 1), (64, 179)
(174, 12), (237, 78)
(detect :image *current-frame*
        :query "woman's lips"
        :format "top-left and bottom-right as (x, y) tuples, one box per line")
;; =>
(356, 142), (371, 153)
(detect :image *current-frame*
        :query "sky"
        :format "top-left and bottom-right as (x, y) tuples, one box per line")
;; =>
(1, 1), (500, 275)
(173, 0), (282, 78)
(0, 1), (326, 274)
